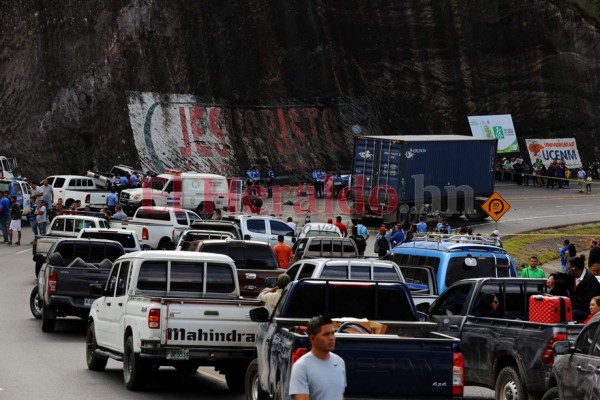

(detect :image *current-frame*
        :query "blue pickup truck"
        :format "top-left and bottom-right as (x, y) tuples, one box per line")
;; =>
(246, 279), (464, 400)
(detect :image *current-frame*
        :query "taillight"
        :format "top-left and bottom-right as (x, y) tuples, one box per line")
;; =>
(542, 333), (568, 366)
(452, 352), (464, 396)
(85, 194), (90, 204)
(292, 348), (308, 365)
(148, 309), (160, 329)
(48, 272), (57, 294)
(142, 227), (149, 241)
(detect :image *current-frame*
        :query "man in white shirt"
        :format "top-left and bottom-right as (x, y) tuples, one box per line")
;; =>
(286, 217), (296, 232)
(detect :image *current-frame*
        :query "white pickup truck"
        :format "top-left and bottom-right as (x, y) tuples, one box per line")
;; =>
(109, 206), (200, 250)
(45, 175), (110, 209)
(86, 251), (261, 391)
(86, 164), (142, 189)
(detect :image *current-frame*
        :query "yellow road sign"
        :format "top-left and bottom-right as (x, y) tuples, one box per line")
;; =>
(481, 192), (511, 222)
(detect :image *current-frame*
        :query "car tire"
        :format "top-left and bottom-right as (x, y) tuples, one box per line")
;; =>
(245, 359), (269, 400)
(541, 387), (559, 400)
(35, 262), (43, 278)
(29, 286), (43, 319)
(41, 305), (56, 332)
(123, 335), (149, 390)
(495, 366), (527, 400)
(86, 322), (108, 371)
(157, 239), (174, 251)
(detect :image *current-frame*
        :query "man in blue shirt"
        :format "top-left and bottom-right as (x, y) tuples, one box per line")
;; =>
(390, 224), (405, 247)
(0, 191), (10, 243)
(356, 218), (369, 240)
(266, 166), (275, 198)
(129, 173), (138, 188)
(106, 188), (118, 213)
(416, 217), (427, 233)
(559, 239), (570, 273)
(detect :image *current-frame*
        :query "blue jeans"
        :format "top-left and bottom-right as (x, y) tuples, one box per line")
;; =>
(0, 216), (8, 242)
(38, 222), (47, 236)
(30, 220), (39, 239)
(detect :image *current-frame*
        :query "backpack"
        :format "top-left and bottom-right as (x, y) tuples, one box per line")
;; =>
(353, 236), (367, 253)
(377, 235), (389, 252)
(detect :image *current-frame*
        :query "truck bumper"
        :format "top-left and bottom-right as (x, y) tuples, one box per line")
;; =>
(139, 340), (255, 361)
(47, 295), (93, 319)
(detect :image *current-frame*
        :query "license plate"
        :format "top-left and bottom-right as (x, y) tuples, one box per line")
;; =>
(166, 349), (189, 360)
(84, 298), (95, 306)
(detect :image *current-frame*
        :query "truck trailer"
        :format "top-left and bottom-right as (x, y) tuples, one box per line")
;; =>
(349, 135), (497, 226)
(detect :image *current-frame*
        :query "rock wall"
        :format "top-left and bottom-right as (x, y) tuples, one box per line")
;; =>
(1, 0), (600, 179)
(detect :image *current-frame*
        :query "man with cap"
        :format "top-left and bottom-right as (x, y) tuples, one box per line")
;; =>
(490, 230), (502, 247)
(374, 226), (390, 257)
(258, 273), (291, 312)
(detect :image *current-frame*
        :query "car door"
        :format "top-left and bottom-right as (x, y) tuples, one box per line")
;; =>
(268, 219), (295, 246)
(107, 261), (131, 349)
(245, 219), (268, 243)
(94, 263), (120, 348)
(559, 321), (600, 399)
(428, 282), (474, 338)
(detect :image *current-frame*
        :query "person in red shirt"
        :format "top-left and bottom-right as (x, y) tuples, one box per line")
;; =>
(333, 215), (347, 237)
(273, 235), (293, 269)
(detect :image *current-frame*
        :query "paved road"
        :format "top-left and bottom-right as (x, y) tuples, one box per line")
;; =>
(1, 182), (598, 399)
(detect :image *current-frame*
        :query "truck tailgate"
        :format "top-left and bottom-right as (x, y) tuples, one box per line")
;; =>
(54, 267), (109, 297)
(162, 301), (258, 349)
(335, 334), (459, 399)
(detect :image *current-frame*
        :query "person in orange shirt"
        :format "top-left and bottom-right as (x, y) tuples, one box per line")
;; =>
(273, 234), (293, 269)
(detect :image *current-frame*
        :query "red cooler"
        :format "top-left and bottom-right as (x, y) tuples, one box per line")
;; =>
(529, 294), (573, 323)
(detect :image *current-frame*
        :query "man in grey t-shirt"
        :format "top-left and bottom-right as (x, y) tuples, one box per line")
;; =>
(289, 315), (346, 400)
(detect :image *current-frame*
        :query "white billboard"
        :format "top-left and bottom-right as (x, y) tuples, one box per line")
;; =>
(468, 114), (519, 153)
(525, 138), (582, 168)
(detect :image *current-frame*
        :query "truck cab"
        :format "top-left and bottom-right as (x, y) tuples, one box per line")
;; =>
(119, 170), (228, 218)
(386, 234), (517, 293)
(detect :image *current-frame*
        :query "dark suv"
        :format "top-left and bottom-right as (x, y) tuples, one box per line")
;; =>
(189, 239), (283, 297)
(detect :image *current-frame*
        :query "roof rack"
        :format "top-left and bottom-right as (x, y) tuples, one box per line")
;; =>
(410, 233), (502, 248)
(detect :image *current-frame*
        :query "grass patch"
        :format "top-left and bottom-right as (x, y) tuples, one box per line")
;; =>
(503, 223), (600, 268)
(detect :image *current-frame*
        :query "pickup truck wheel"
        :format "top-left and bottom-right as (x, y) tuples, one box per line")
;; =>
(541, 387), (559, 400)
(123, 335), (149, 390)
(245, 359), (268, 400)
(157, 239), (174, 250)
(29, 287), (43, 319)
(225, 367), (246, 392)
(41, 305), (56, 332)
(86, 323), (108, 371)
(496, 366), (527, 400)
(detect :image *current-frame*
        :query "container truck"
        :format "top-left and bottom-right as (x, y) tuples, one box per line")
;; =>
(348, 135), (497, 226)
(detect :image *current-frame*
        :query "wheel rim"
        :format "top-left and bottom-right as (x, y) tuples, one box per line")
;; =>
(500, 379), (519, 400)
(33, 293), (42, 315)
(124, 341), (132, 381)
(86, 331), (94, 364)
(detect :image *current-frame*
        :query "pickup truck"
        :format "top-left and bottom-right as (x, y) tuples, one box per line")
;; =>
(427, 277), (583, 400)
(78, 228), (143, 253)
(31, 238), (125, 332)
(284, 259), (437, 309)
(33, 214), (111, 276)
(186, 239), (284, 298)
(44, 175), (111, 209)
(86, 164), (142, 189)
(86, 251), (262, 391)
(291, 236), (358, 261)
(109, 206), (200, 250)
(190, 220), (243, 239)
(247, 279), (464, 400)
(221, 214), (295, 246)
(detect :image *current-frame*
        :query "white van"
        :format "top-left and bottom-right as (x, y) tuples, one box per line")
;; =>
(119, 170), (228, 218)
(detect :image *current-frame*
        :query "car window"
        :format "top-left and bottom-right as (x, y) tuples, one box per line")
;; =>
(105, 245), (125, 262)
(54, 177), (65, 188)
(116, 261), (131, 296)
(74, 219), (85, 233)
(99, 220), (110, 229)
(400, 266), (430, 287)
(206, 263), (235, 293)
(332, 240), (343, 254)
(373, 266), (400, 281)
(286, 263), (302, 280)
(170, 261), (204, 292)
(343, 241), (356, 253)
(350, 265), (370, 280)
(175, 211), (188, 226)
(51, 218), (66, 232)
(431, 283), (473, 316)
(246, 245), (278, 269)
(200, 243), (228, 255)
(56, 242), (75, 261)
(270, 220), (294, 236)
(308, 240), (321, 252)
(591, 322), (600, 357)
(137, 261), (168, 291)
(391, 254), (441, 271)
(321, 264), (348, 279)
(227, 246), (246, 267)
(106, 263), (120, 296)
(298, 263), (316, 280)
(136, 209), (170, 221)
(576, 323), (598, 354)
(445, 256), (515, 288)
(247, 219), (266, 234)
(80, 232), (136, 249)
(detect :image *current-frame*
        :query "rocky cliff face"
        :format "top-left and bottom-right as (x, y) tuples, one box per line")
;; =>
(1, 0), (600, 179)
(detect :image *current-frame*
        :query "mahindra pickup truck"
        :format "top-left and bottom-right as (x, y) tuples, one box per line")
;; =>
(44, 175), (110, 209)
(109, 206), (200, 250)
(32, 238), (125, 332)
(427, 278), (583, 400)
(247, 279), (464, 400)
(86, 251), (262, 391)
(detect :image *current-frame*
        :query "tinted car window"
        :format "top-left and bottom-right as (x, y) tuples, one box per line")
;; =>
(431, 283), (473, 316)
(308, 240), (321, 252)
(246, 245), (277, 269)
(445, 256), (514, 287)
(137, 261), (168, 291)
(373, 266), (400, 281)
(322, 265), (348, 279)
(298, 263), (316, 280)
(350, 265), (370, 280)
(591, 322), (600, 357)
(227, 246), (246, 266)
(576, 323), (598, 354)
(56, 242), (75, 260)
(54, 177), (65, 188)
(106, 263), (120, 296)
(175, 211), (187, 226)
(116, 261), (131, 296)
(170, 261), (204, 292)
(286, 263), (302, 280)
(51, 218), (66, 232)
(206, 263), (235, 293)
(247, 219), (266, 234)
(137, 209), (170, 221)
(270, 220), (294, 236)
(199, 243), (228, 255)
(391, 254), (441, 271)
(80, 232), (136, 249)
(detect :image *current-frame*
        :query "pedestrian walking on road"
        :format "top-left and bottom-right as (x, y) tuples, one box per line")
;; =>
(350, 226), (367, 256)
(586, 176), (593, 193)
(577, 168), (587, 193)
(273, 235), (293, 269)
(8, 196), (21, 245)
(374, 227), (390, 257)
(27, 196), (38, 240)
(289, 315), (346, 400)
(0, 191), (10, 243)
(333, 216), (348, 238)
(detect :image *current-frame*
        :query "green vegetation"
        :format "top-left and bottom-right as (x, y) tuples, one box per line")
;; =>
(550, 0), (600, 24)
(503, 223), (600, 268)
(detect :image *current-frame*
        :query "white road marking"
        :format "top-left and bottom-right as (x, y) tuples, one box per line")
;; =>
(16, 249), (30, 254)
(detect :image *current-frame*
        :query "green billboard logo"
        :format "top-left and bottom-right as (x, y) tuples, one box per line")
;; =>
(493, 126), (505, 139)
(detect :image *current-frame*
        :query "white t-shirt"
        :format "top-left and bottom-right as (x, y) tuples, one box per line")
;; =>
(289, 351), (346, 400)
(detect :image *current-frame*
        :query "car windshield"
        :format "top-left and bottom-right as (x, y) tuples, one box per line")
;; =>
(151, 177), (168, 191)
(445, 256), (514, 287)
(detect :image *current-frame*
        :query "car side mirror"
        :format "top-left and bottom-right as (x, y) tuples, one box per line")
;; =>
(244, 234), (251, 240)
(416, 302), (431, 314)
(33, 254), (46, 263)
(249, 307), (270, 322)
(264, 277), (277, 288)
(90, 284), (105, 297)
(553, 341), (573, 355)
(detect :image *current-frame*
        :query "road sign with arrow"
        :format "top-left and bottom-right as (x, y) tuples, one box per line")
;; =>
(481, 192), (511, 222)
